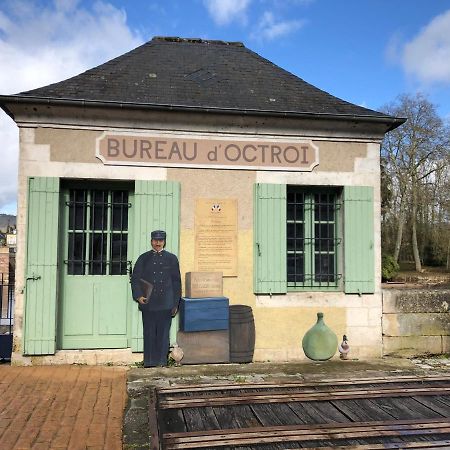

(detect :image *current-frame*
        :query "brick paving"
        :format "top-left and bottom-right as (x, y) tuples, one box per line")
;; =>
(0, 365), (128, 450)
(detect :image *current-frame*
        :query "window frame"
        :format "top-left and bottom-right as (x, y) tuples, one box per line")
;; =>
(287, 186), (343, 292)
(62, 181), (132, 276)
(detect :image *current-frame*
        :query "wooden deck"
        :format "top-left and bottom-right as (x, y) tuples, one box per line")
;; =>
(152, 375), (450, 449)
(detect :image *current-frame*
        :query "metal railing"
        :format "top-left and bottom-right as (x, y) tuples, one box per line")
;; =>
(0, 272), (14, 360)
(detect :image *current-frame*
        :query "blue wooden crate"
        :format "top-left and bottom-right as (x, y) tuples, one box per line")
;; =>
(179, 297), (229, 332)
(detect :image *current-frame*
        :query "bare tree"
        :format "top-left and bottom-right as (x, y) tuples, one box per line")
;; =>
(381, 93), (449, 271)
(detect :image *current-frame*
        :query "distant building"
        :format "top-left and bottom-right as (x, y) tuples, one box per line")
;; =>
(6, 232), (16, 248)
(0, 37), (404, 365)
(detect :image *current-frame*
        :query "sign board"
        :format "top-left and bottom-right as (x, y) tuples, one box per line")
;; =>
(96, 133), (319, 172)
(194, 199), (238, 276)
(185, 272), (223, 298)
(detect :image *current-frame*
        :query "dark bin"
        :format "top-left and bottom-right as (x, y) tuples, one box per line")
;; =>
(0, 334), (13, 360)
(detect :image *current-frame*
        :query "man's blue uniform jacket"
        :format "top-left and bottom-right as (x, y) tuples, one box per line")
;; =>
(131, 250), (181, 311)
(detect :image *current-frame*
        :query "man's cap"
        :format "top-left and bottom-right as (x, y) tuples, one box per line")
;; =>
(151, 230), (166, 240)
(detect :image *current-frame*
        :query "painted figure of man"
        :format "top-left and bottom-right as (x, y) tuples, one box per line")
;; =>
(131, 230), (181, 367)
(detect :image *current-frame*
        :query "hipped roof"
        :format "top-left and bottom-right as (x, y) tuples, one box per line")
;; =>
(1, 37), (405, 130)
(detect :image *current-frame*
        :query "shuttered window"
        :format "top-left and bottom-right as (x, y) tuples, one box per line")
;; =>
(287, 187), (342, 290)
(254, 183), (375, 295)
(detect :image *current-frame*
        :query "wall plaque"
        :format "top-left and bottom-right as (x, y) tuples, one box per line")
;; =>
(96, 132), (319, 171)
(194, 199), (238, 276)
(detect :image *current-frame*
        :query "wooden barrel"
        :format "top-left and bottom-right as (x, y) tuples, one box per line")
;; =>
(229, 305), (255, 363)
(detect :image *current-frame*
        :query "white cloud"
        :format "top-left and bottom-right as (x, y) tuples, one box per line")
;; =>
(401, 9), (450, 85)
(0, 0), (143, 213)
(203, 0), (251, 26)
(251, 11), (304, 41)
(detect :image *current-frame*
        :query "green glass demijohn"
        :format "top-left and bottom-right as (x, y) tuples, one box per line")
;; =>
(302, 312), (338, 361)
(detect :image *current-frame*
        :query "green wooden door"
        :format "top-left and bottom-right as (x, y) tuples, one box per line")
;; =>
(59, 186), (131, 349)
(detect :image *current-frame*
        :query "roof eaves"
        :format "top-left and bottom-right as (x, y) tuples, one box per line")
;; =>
(0, 94), (406, 131)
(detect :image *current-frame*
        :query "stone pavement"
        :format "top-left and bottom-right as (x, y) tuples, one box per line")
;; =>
(0, 365), (127, 450)
(1, 357), (450, 450)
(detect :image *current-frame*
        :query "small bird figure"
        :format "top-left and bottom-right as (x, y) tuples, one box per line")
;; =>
(338, 335), (350, 360)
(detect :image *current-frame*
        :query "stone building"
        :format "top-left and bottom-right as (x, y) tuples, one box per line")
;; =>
(0, 37), (404, 365)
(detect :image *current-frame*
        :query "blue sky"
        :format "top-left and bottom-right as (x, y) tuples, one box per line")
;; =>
(1, 0), (450, 214)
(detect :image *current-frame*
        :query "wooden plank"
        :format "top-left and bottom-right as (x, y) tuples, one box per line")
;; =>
(287, 401), (333, 424)
(164, 417), (450, 438)
(370, 396), (418, 420)
(290, 401), (364, 447)
(305, 400), (352, 423)
(164, 428), (450, 448)
(148, 388), (161, 450)
(391, 397), (446, 419)
(159, 384), (450, 402)
(213, 404), (261, 429)
(414, 395), (450, 417)
(370, 396), (444, 421)
(162, 420), (450, 449)
(330, 399), (405, 446)
(157, 375), (450, 395)
(159, 386), (450, 409)
(433, 395), (450, 408)
(331, 398), (397, 422)
(316, 441), (450, 449)
(183, 406), (220, 432)
(158, 408), (186, 435)
(249, 403), (305, 426)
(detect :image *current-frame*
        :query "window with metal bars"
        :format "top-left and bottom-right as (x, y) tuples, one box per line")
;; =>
(287, 186), (342, 289)
(65, 188), (130, 275)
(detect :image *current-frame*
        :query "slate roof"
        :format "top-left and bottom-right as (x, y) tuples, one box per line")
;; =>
(5, 37), (402, 125)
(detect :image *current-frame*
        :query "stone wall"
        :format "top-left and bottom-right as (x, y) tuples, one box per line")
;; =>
(382, 289), (450, 356)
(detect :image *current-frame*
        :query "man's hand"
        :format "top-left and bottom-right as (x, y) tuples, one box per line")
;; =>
(171, 306), (178, 317)
(137, 296), (147, 305)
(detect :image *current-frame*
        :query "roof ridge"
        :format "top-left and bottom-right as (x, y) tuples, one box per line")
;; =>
(152, 36), (244, 47)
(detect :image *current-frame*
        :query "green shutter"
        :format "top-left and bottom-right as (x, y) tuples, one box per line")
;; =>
(254, 183), (287, 294)
(131, 180), (180, 352)
(343, 186), (375, 294)
(24, 177), (60, 355)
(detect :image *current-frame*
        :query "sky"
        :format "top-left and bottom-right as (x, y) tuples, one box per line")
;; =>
(1, 0), (450, 215)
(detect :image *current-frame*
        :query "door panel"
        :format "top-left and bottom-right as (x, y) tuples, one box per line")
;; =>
(59, 185), (131, 349)
(131, 180), (180, 352)
(97, 279), (128, 335)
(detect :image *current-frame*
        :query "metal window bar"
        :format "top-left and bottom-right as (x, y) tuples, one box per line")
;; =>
(65, 188), (130, 276)
(287, 188), (342, 288)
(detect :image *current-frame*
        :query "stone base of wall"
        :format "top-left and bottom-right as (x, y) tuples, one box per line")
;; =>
(382, 289), (450, 357)
(11, 349), (143, 366)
